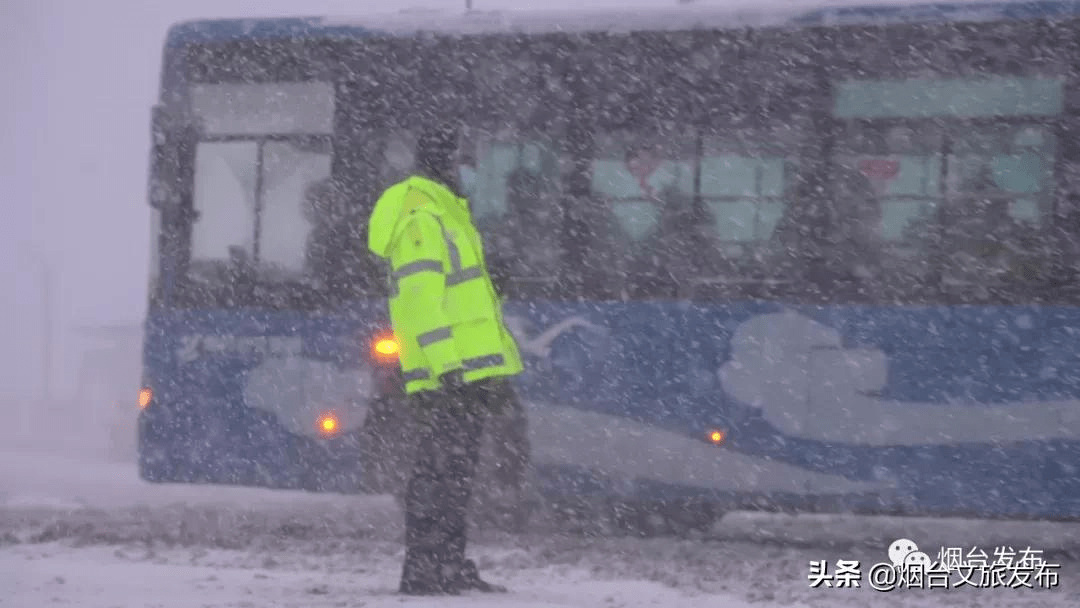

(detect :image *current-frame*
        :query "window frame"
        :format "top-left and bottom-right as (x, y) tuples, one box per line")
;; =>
(173, 131), (337, 309)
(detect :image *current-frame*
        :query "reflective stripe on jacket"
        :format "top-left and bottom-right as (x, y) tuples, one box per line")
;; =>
(367, 175), (523, 394)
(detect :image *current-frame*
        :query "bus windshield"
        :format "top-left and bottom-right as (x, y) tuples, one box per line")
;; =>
(183, 82), (336, 297)
(190, 138), (332, 284)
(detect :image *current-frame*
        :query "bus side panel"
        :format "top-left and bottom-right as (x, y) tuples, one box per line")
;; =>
(512, 301), (1080, 520)
(138, 300), (1080, 519)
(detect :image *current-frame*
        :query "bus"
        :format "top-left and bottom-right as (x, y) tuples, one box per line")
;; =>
(140, 0), (1080, 526)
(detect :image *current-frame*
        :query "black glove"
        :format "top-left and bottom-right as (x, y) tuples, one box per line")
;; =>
(439, 369), (466, 390)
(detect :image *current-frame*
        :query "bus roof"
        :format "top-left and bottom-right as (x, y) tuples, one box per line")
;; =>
(164, 0), (1080, 48)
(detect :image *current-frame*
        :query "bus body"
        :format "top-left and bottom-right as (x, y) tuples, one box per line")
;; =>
(141, 0), (1080, 521)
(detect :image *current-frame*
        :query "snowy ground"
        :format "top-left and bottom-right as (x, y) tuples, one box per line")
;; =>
(2, 432), (1080, 607)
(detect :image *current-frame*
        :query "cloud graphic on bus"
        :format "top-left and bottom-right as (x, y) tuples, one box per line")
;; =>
(718, 311), (1080, 446)
(243, 356), (373, 438)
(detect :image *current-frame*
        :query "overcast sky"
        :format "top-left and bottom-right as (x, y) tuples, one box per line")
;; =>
(0, 0), (955, 405)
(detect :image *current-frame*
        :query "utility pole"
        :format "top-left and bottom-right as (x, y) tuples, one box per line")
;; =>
(466, 0), (472, 10)
(21, 256), (54, 437)
(39, 257), (53, 404)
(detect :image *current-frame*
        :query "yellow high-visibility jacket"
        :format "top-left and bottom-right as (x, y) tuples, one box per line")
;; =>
(367, 175), (523, 395)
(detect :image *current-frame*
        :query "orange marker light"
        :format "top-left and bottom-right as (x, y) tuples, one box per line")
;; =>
(372, 335), (400, 361)
(317, 412), (340, 435)
(375, 338), (399, 355)
(138, 387), (153, 410)
(708, 429), (725, 445)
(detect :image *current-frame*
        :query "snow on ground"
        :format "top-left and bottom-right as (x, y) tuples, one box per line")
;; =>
(2, 543), (740, 608)
(2, 434), (1080, 607)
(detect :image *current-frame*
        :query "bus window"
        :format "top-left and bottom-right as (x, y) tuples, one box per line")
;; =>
(699, 156), (785, 242)
(831, 123), (944, 270)
(586, 133), (695, 297)
(190, 141), (258, 282)
(694, 127), (801, 278)
(947, 125), (1055, 225)
(831, 75), (1064, 289)
(366, 129), (565, 294)
(260, 140), (333, 279)
(591, 134), (694, 242)
(462, 133), (564, 289)
(188, 138), (333, 291)
(147, 205), (162, 307)
(942, 125), (1058, 286)
(699, 131), (792, 244)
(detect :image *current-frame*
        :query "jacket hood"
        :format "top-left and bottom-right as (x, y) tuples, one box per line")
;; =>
(367, 181), (408, 259)
(368, 176), (460, 259)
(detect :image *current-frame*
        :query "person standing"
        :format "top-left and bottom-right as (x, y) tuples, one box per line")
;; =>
(366, 123), (524, 595)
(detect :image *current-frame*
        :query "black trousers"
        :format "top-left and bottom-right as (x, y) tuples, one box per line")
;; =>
(400, 378), (500, 588)
(482, 378), (530, 491)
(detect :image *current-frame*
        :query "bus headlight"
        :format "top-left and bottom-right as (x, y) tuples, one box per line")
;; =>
(138, 387), (153, 410)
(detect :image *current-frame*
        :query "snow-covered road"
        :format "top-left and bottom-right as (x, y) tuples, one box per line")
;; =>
(2, 437), (1079, 607)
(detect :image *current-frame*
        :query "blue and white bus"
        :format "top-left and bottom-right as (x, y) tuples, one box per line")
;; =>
(140, 0), (1080, 525)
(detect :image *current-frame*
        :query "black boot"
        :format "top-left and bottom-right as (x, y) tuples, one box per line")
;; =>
(399, 579), (456, 596)
(444, 559), (508, 593)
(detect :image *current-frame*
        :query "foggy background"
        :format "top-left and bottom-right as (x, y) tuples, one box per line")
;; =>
(0, 0), (947, 441)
